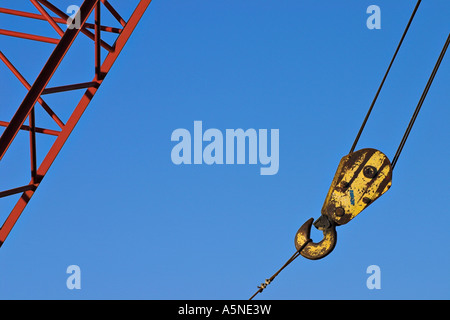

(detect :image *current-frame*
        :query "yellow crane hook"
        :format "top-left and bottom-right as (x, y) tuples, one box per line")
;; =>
(295, 148), (393, 260)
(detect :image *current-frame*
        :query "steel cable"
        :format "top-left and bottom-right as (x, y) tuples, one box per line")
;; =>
(391, 32), (450, 169)
(249, 239), (312, 300)
(350, 0), (422, 154)
(248, 0), (450, 300)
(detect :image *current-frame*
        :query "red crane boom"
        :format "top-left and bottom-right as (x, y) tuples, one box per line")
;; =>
(0, 0), (151, 246)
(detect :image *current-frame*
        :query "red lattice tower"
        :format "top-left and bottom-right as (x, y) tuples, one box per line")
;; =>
(0, 0), (151, 246)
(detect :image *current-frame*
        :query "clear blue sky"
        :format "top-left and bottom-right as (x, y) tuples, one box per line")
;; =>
(0, 0), (449, 299)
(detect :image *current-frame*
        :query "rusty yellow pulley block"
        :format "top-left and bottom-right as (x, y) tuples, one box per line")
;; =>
(295, 148), (393, 260)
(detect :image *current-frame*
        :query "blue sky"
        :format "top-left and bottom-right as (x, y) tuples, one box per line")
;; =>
(0, 0), (449, 299)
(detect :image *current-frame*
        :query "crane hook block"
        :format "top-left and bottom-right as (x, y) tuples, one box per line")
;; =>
(294, 148), (392, 260)
(321, 148), (392, 226)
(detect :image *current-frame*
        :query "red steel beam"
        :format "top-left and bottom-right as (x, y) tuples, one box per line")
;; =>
(0, 0), (152, 246)
(0, 7), (122, 34)
(0, 51), (65, 129)
(0, 29), (59, 44)
(101, 0), (126, 27)
(0, 185), (37, 199)
(37, 0), (115, 52)
(29, 108), (38, 183)
(30, 0), (65, 37)
(0, 0), (98, 164)
(41, 81), (99, 95)
(0, 121), (60, 136)
(95, 2), (102, 79)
